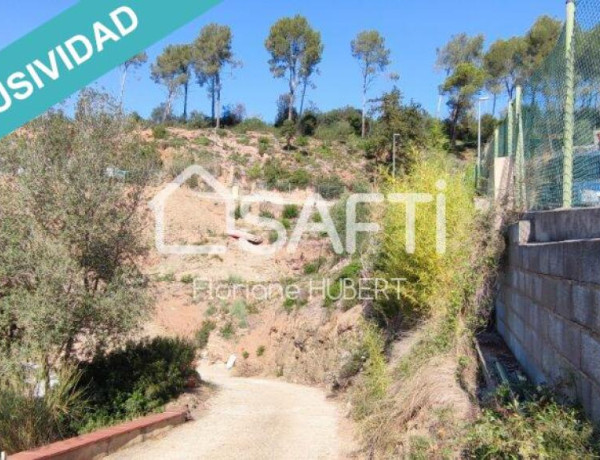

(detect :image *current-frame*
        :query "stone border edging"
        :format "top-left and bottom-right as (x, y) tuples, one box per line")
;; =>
(10, 408), (189, 460)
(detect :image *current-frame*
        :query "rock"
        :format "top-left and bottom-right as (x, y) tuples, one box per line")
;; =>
(226, 354), (237, 370)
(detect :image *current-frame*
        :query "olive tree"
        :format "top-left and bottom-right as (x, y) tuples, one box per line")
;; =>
(0, 91), (157, 382)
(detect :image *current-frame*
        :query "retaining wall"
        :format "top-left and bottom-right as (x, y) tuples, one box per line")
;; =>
(497, 207), (600, 422)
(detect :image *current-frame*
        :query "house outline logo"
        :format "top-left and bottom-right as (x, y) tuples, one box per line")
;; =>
(149, 165), (235, 255)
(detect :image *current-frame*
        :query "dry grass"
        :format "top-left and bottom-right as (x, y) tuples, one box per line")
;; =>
(353, 321), (478, 458)
(349, 153), (506, 458)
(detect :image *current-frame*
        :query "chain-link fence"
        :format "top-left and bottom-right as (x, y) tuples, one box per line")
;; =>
(479, 0), (600, 210)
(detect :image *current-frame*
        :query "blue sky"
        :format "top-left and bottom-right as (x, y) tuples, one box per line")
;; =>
(0, 0), (565, 121)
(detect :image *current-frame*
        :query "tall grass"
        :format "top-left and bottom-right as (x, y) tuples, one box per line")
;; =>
(0, 367), (85, 454)
(351, 153), (503, 457)
(350, 322), (390, 421)
(375, 152), (476, 326)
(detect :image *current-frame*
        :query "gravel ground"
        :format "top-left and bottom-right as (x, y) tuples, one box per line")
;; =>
(109, 362), (351, 460)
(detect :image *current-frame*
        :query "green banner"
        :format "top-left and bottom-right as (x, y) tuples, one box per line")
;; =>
(0, 0), (222, 139)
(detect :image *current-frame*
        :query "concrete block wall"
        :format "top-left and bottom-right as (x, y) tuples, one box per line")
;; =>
(497, 208), (600, 422)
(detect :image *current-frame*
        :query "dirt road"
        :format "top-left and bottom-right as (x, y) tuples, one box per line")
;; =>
(109, 362), (353, 460)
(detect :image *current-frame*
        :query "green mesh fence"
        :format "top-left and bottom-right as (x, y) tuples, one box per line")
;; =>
(479, 0), (600, 210)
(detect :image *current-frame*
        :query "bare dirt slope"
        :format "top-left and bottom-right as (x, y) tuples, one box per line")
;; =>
(109, 361), (356, 460)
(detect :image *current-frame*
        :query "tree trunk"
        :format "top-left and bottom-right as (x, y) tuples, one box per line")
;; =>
(288, 89), (295, 121)
(163, 91), (174, 123)
(436, 93), (444, 119)
(361, 72), (369, 138)
(183, 81), (189, 121)
(215, 73), (222, 129)
(119, 65), (128, 111)
(506, 81), (514, 101)
(492, 93), (497, 117)
(211, 78), (216, 127)
(288, 68), (296, 121)
(162, 102), (168, 123)
(450, 102), (461, 149)
(299, 77), (308, 120)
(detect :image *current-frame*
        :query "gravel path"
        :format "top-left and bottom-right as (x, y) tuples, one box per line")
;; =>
(109, 362), (349, 460)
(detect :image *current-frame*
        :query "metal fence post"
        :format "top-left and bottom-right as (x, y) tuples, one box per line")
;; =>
(493, 127), (500, 159)
(507, 100), (514, 158)
(563, 0), (576, 208)
(515, 86), (525, 208)
(506, 100), (514, 204)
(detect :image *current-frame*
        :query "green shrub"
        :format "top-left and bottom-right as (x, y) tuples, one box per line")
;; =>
(324, 260), (362, 308)
(281, 119), (296, 148)
(227, 274), (244, 284)
(269, 230), (279, 244)
(180, 274), (194, 284)
(195, 320), (216, 349)
(247, 163), (262, 181)
(465, 386), (600, 458)
(76, 337), (198, 432)
(261, 159), (310, 191)
(156, 272), (175, 282)
(283, 297), (296, 313)
(229, 152), (249, 166)
(152, 125), (168, 139)
(262, 159), (287, 188)
(242, 351), (250, 359)
(316, 143), (334, 159)
(235, 117), (270, 133)
(220, 322), (235, 340)
(260, 209), (275, 219)
(315, 176), (345, 199)
(185, 175), (199, 189)
(299, 112), (318, 135)
(289, 169), (311, 188)
(280, 218), (292, 230)
(296, 136), (309, 147)
(317, 107), (362, 137)
(349, 180), (371, 194)
(230, 299), (248, 328)
(195, 136), (211, 146)
(303, 257), (326, 275)
(256, 345), (266, 357)
(282, 204), (300, 219)
(315, 120), (355, 143)
(258, 137), (270, 156)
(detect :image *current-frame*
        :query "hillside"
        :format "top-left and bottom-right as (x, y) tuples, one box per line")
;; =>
(141, 126), (370, 386)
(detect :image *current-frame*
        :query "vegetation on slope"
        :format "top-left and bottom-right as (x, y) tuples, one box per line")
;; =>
(348, 151), (600, 457)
